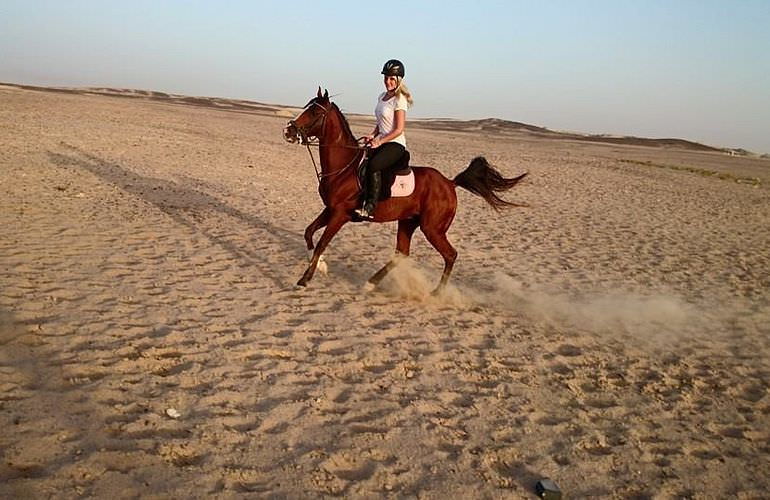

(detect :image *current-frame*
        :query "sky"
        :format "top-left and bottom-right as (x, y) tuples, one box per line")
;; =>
(2, 0), (769, 152)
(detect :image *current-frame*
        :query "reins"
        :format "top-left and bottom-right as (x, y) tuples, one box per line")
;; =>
(304, 141), (367, 183)
(291, 102), (370, 184)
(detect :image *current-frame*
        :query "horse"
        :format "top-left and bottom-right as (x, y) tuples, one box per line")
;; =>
(284, 87), (527, 293)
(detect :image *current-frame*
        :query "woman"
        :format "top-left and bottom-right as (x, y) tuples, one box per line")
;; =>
(354, 59), (414, 219)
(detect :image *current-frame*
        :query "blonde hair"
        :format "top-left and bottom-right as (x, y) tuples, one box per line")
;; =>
(395, 77), (414, 108)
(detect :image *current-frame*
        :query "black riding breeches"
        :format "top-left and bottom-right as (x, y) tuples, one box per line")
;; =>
(368, 142), (405, 174)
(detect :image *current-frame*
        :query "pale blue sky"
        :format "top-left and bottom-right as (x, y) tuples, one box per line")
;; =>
(2, 0), (769, 152)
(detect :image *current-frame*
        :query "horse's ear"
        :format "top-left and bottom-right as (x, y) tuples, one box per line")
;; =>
(323, 89), (329, 99)
(317, 86), (323, 98)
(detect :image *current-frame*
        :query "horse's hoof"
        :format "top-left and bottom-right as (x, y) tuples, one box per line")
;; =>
(363, 282), (375, 292)
(296, 279), (308, 287)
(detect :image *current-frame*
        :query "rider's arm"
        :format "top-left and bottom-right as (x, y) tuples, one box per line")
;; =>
(375, 110), (405, 144)
(363, 125), (379, 143)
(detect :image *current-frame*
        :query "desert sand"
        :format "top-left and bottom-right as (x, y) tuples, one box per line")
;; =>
(1, 84), (769, 498)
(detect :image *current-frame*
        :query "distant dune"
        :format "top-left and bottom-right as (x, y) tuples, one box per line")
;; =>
(0, 81), (750, 155)
(0, 82), (299, 116)
(406, 117), (725, 153)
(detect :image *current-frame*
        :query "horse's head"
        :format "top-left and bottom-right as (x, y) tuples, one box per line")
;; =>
(284, 87), (332, 145)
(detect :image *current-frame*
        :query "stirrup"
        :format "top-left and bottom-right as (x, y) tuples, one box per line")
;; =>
(352, 203), (375, 221)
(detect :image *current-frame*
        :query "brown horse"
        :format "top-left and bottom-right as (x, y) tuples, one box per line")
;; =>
(284, 87), (527, 292)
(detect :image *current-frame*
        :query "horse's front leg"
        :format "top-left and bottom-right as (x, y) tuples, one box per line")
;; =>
(304, 208), (330, 250)
(297, 212), (349, 287)
(304, 208), (331, 275)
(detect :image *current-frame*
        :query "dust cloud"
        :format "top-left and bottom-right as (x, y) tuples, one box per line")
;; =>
(377, 259), (712, 343)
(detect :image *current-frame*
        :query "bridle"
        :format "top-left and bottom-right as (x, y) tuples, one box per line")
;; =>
(286, 101), (369, 183)
(287, 101), (329, 147)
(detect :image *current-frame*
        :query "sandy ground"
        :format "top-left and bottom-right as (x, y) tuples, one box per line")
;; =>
(1, 85), (769, 499)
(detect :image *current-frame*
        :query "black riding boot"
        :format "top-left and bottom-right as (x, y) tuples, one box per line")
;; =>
(363, 170), (381, 216)
(355, 169), (380, 220)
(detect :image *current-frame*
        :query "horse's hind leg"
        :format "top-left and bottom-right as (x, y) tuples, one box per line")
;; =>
(422, 228), (458, 294)
(367, 217), (419, 288)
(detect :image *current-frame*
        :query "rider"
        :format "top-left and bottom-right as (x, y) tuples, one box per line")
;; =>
(354, 59), (414, 219)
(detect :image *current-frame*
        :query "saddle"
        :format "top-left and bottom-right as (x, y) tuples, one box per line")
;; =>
(358, 150), (414, 201)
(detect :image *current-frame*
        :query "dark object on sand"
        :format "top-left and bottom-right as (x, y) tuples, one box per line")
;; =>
(535, 478), (562, 499)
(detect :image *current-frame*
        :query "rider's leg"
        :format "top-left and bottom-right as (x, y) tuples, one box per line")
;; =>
(363, 170), (381, 214)
(360, 143), (405, 216)
(356, 150), (378, 213)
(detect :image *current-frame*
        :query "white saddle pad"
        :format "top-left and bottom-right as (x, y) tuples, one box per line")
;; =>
(390, 171), (415, 197)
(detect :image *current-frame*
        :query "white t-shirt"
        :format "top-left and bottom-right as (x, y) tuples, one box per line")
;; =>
(375, 92), (408, 147)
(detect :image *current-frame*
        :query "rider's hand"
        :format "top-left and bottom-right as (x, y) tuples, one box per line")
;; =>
(362, 134), (374, 144)
(370, 138), (381, 149)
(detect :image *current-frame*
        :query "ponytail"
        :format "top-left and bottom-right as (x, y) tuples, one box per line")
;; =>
(395, 77), (414, 108)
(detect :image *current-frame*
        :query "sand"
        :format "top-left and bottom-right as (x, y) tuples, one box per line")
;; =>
(1, 85), (769, 499)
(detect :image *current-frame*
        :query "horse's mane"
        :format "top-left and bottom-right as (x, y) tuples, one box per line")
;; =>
(330, 102), (357, 145)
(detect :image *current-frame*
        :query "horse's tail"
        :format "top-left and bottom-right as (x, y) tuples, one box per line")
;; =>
(453, 156), (528, 210)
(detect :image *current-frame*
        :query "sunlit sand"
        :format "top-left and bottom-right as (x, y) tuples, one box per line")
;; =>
(1, 84), (768, 498)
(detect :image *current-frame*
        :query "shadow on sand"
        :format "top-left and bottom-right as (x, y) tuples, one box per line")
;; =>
(47, 144), (312, 288)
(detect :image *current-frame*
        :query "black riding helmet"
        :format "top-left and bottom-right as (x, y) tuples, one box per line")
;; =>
(381, 59), (405, 78)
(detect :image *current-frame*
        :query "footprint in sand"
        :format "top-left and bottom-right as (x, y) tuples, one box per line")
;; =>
(320, 452), (376, 481)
